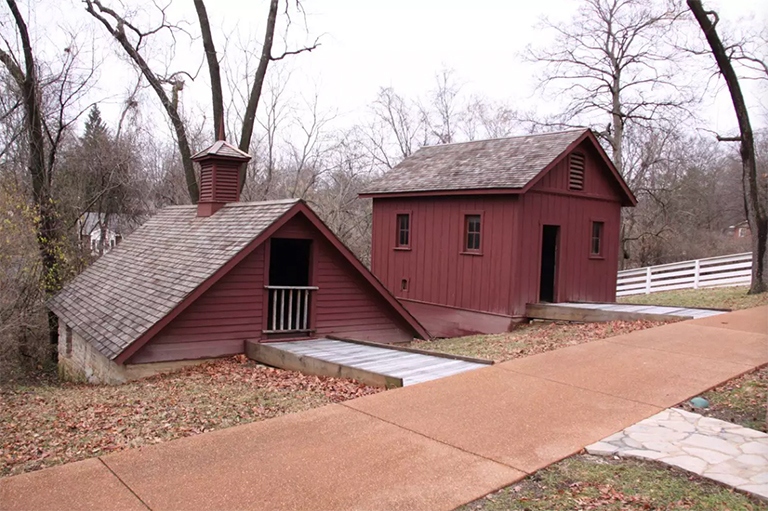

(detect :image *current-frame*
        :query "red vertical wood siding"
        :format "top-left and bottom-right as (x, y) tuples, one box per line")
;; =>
(132, 213), (417, 363)
(372, 195), (520, 316)
(273, 215), (417, 344)
(129, 245), (266, 363)
(370, 139), (625, 327)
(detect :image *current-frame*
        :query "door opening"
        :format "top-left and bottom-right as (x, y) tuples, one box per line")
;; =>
(539, 225), (559, 303)
(267, 238), (313, 332)
(269, 238), (311, 286)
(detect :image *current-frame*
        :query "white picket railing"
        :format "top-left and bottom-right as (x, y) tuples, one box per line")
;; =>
(617, 252), (752, 297)
(265, 286), (318, 332)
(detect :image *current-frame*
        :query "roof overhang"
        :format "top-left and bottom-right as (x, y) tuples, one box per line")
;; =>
(115, 202), (430, 364)
(360, 129), (637, 207)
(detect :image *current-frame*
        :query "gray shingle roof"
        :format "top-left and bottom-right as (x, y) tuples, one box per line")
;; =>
(49, 199), (298, 360)
(362, 129), (588, 195)
(192, 140), (251, 161)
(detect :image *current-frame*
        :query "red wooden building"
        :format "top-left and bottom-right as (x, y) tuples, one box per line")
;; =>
(360, 128), (636, 338)
(49, 140), (428, 384)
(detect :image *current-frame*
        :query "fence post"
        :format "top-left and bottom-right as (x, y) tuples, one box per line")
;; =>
(693, 260), (701, 289)
(645, 267), (652, 294)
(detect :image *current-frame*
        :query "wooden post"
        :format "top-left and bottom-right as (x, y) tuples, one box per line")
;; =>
(694, 260), (701, 290)
(645, 267), (652, 294)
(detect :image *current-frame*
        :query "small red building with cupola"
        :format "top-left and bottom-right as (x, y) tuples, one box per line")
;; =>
(360, 128), (636, 338)
(49, 139), (428, 384)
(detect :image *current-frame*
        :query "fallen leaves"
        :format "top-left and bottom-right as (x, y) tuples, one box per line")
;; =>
(0, 355), (382, 477)
(681, 367), (768, 433)
(410, 319), (668, 363)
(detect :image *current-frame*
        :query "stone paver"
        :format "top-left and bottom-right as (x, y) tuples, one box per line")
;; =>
(586, 408), (768, 500)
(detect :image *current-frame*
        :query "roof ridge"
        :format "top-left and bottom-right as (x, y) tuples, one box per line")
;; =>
(223, 198), (301, 208)
(420, 127), (589, 149)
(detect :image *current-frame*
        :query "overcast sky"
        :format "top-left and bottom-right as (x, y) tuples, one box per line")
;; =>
(19, 0), (768, 140)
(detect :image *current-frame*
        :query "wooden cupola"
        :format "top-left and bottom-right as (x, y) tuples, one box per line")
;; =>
(192, 139), (252, 217)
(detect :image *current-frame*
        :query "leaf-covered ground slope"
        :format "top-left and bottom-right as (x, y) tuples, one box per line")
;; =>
(408, 320), (665, 362)
(0, 355), (381, 477)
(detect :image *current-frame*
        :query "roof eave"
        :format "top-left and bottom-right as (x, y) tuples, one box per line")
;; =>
(359, 188), (525, 199)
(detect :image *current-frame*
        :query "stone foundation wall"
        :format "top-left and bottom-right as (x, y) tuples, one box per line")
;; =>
(57, 318), (213, 384)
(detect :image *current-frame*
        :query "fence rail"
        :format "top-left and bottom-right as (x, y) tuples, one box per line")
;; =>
(617, 252), (752, 297)
(265, 286), (318, 332)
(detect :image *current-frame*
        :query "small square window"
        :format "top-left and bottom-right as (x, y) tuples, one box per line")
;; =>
(591, 221), (604, 256)
(465, 215), (481, 252)
(396, 214), (410, 248)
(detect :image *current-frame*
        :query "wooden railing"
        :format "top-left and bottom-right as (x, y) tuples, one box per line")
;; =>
(617, 252), (752, 297)
(265, 286), (318, 333)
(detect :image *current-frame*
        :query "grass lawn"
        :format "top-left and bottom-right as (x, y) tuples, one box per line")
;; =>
(460, 455), (767, 511)
(619, 286), (768, 311)
(408, 320), (665, 362)
(0, 355), (381, 477)
(681, 367), (768, 433)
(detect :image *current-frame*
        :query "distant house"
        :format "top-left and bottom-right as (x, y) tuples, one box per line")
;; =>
(360, 128), (636, 338)
(724, 220), (751, 240)
(50, 140), (428, 384)
(77, 212), (133, 255)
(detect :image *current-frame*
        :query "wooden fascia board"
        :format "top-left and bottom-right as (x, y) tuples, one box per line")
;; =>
(118, 201), (431, 363)
(116, 205), (302, 364)
(519, 130), (636, 207)
(361, 130), (637, 207)
(583, 131), (637, 206)
(359, 188), (525, 199)
(291, 202), (432, 341)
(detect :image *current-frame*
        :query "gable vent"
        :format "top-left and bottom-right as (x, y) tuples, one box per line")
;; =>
(569, 153), (585, 191)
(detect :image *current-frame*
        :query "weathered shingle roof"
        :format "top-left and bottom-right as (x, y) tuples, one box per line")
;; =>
(49, 199), (298, 360)
(192, 140), (251, 161)
(362, 128), (589, 195)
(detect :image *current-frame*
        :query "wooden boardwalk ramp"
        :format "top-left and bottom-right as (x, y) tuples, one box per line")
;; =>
(246, 338), (491, 388)
(526, 302), (727, 323)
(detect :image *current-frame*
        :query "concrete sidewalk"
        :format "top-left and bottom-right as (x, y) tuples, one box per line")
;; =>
(2, 307), (766, 511)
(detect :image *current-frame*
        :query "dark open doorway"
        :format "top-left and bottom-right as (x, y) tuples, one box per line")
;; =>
(539, 225), (560, 303)
(269, 238), (311, 286)
(267, 238), (313, 333)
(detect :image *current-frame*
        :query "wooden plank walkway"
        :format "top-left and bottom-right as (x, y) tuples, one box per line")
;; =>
(266, 338), (489, 386)
(558, 302), (726, 319)
(527, 302), (727, 323)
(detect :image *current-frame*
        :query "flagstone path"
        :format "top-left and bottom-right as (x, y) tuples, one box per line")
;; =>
(586, 408), (768, 500)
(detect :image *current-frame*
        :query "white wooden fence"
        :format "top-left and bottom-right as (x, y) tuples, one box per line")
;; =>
(617, 252), (753, 297)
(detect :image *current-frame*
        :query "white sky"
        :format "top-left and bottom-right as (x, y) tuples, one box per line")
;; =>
(16, 0), (768, 140)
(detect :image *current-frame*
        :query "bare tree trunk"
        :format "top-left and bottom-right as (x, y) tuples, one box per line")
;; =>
(84, 0), (200, 204)
(688, 0), (767, 294)
(611, 75), (624, 175)
(193, 0), (224, 141)
(1, 0), (62, 355)
(238, 0), (280, 189)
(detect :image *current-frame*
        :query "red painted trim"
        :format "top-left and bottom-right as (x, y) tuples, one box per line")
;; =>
(520, 131), (635, 206)
(360, 188), (525, 199)
(461, 210), (484, 254)
(528, 187), (619, 204)
(394, 210), (412, 249)
(118, 201), (430, 363)
(117, 206), (298, 364)
(261, 239), (272, 335)
(588, 217), (607, 259)
(398, 297), (520, 319)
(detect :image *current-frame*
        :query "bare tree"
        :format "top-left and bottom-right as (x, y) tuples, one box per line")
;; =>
(526, 0), (694, 177)
(687, 0), (766, 294)
(84, 0), (319, 203)
(0, 0), (97, 352)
